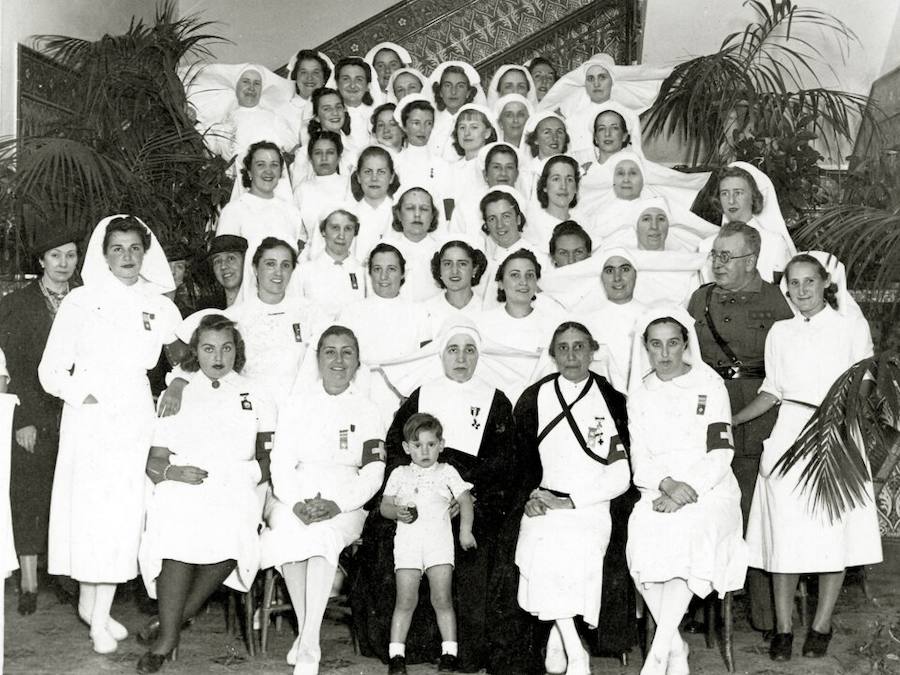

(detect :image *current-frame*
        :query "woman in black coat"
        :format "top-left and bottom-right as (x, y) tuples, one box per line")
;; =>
(350, 319), (542, 674)
(0, 232), (79, 614)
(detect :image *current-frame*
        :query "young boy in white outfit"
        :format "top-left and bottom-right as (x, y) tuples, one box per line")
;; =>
(380, 413), (475, 674)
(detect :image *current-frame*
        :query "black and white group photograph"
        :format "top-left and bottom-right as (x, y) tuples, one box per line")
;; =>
(1, 0), (899, 673)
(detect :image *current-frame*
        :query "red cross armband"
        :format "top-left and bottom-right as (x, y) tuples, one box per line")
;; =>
(607, 435), (628, 464)
(255, 431), (274, 462)
(361, 439), (386, 466)
(706, 422), (734, 453)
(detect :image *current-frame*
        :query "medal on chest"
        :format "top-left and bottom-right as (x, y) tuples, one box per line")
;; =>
(349, 273), (359, 290)
(470, 406), (481, 430)
(142, 311), (155, 331)
(240, 393), (252, 410)
(696, 394), (707, 415)
(292, 323), (303, 342)
(587, 415), (605, 449)
(339, 424), (354, 450)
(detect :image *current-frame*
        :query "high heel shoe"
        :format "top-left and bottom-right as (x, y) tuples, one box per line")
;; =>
(136, 649), (176, 674)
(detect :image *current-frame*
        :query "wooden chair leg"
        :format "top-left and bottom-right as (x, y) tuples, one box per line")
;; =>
(797, 578), (809, 627)
(260, 569), (276, 655)
(243, 586), (256, 657)
(225, 592), (236, 636)
(704, 595), (717, 649)
(723, 592), (735, 673)
(861, 565), (874, 602)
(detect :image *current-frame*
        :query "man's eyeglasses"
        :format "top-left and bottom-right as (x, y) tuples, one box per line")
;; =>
(708, 250), (754, 265)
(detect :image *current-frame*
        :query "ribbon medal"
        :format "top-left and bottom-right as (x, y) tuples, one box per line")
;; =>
(292, 323), (303, 342)
(470, 406), (481, 429)
(349, 273), (359, 290)
(142, 312), (155, 331)
(696, 395), (707, 415)
(339, 428), (349, 450)
(240, 393), (253, 410)
(587, 416), (605, 449)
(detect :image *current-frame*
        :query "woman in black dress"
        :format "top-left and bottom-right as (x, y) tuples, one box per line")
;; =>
(351, 318), (541, 674)
(0, 231), (78, 614)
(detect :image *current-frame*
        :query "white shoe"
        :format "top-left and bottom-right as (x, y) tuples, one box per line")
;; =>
(565, 648), (591, 675)
(106, 617), (128, 641)
(640, 652), (667, 675)
(286, 635), (301, 666)
(292, 651), (319, 675)
(667, 638), (690, 675)
(90, 627), (118, 654)
(545, 628), (567, 673)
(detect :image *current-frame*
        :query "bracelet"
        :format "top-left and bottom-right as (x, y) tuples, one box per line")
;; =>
(162, 463), (173, 481)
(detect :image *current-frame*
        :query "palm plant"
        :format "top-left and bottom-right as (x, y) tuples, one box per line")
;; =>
(0, 1), (232, 270)
(643, 0), (870, 172)
(773, 351), (900, 522)
(793, 155), (900, 293)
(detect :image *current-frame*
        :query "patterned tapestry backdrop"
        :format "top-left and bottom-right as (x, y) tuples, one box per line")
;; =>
(315, 0), (637, 83)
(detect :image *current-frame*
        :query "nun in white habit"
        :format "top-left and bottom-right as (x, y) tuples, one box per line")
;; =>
(183, 62), (297, 165)
(39, 215), (181, 654)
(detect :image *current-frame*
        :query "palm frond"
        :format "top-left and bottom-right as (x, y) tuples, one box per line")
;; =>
(643, 0), (864, 166)
(774, 353), (900, 523)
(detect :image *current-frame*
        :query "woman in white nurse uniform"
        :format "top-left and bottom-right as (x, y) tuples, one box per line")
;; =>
(261, 325), (386, 675)
(137, 313), (274, 673)
(736, 252), (881, 661)
(626, 305), (747, 675)
(39, 215), (181, 654)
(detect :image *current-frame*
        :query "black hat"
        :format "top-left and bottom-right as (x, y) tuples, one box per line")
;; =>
(29, 227), (79, 257)
(207, 235), (249, 258)
(163, 241), (192, 262)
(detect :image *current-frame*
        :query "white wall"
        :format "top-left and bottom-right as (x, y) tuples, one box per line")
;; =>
(642, 0), (900, 166)
(0, 0), (159, 139)
(176, 0), (397, 68)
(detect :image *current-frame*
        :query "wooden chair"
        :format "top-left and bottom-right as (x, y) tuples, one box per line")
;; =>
(643, 591), (735, 673)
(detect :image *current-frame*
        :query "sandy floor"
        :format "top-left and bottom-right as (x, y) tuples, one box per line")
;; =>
(5, 565), (900, 674)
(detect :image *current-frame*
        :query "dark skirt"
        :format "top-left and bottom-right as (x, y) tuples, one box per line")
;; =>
(10, 426), (60, 555)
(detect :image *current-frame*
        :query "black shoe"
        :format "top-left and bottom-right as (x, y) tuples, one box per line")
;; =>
(18, 591), (37, 615)
(387, 655), (407, 674)
(438, 653), (459, 672)
(802, 629), (832, 658)
(136, 651), (173, 674)
(137, 617), (161, 647)
(769, 632), (793, 661)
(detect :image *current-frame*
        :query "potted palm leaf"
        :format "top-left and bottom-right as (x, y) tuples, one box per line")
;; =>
(0, 0), (232, 275)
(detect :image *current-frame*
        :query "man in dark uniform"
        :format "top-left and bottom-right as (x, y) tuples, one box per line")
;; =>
(687, 221), (793, 634)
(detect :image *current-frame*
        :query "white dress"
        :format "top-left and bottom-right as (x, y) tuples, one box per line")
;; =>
(298, 251), (367, 321)
(225, 294), (327, 405)
(627, 366), (747, 597)
(746, 306), (882, 572)
(582, 300), (647, 393)
(515, 375), (631, 625)
(382, 230), (442, 302)
(217, 192), (304, 256)
(422, 292), (484, 340)
(139, 372), (275, 596)
(39, 281), (180, 582)
(261, 383), (385, 568)
(478, 299), (565, 353)
(349, 197), (394, 263)
(337, 295), (430, 365)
